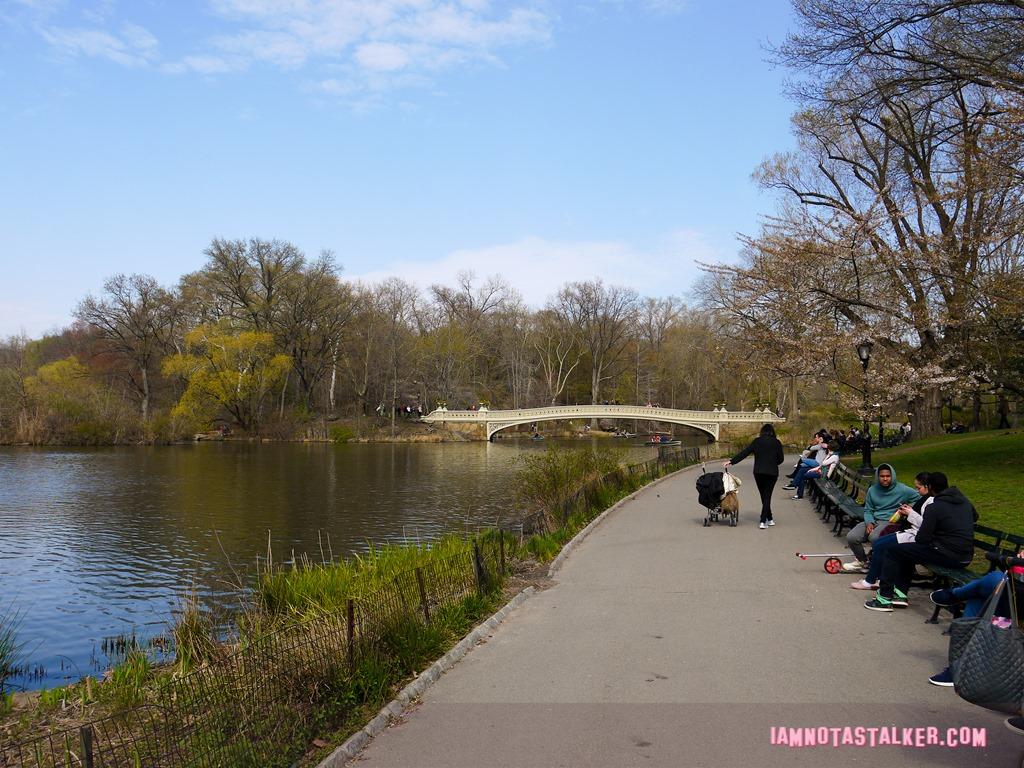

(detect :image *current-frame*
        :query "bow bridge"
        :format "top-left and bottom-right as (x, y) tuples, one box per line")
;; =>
(422, 405), (784, 441)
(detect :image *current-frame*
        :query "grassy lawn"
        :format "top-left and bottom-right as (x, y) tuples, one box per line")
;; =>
(873, 429), (1023, 536)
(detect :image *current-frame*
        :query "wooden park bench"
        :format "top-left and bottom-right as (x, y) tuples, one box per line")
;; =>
(926, 528), (1024, 624)
(808, 462), (866, 535)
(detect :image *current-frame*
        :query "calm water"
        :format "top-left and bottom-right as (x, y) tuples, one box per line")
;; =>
(0, 438), (675, 689)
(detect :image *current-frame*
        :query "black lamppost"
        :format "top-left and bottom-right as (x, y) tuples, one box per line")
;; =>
(856, 340), (874, 475)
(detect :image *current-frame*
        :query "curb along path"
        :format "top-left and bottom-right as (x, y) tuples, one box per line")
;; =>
(342, 460), (1021, 768)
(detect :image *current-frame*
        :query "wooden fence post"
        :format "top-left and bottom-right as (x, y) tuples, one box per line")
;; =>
(415, 567), (431, 624)
(80, 725), (95, 768)
(346, 599), (355, 671)
(472, 540), (486, 595)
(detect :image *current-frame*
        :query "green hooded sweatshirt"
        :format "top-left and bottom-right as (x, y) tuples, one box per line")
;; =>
(863, 463), (920, 524)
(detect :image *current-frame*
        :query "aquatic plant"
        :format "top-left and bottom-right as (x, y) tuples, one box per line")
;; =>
(171, 595), (221, 675)
(0, 602), (24, 696)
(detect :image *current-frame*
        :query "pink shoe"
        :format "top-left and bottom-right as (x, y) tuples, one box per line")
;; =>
(851, 579), (879, 590)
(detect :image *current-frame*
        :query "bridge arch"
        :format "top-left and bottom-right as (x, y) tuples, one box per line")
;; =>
(421, 404), (784, 442)
(484, 416), (718, 441)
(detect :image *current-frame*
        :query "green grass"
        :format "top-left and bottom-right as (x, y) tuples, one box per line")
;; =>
(875, 429), (1023, 535)
(256, 536), (474, 619)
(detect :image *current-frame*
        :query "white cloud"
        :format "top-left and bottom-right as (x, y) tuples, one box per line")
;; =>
(348, 231), (723, 305)
(355, 41), (410, 72)
(168, 0), (552, 96)
(41, 21), (158, 67)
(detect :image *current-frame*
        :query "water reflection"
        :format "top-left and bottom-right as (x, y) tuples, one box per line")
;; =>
(0, 438), (688, 688)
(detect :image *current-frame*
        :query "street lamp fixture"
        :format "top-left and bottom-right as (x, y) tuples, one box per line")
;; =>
(857, 340), (874, 475)
(857, 340), (874, 368)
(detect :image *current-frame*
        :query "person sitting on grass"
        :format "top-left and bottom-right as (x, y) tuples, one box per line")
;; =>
(864, 472), (977, 612)
(788, 441), (839, 499)
(850, 472), (931, 590)
(841, 464), (920, 574)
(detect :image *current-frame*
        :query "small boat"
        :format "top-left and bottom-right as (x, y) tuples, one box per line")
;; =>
(531, 434), (545, 441)
(644, 435), (680, 446)
(612, 431), (637, 438)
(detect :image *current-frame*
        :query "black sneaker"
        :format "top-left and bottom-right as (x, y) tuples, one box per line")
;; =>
(864, 597), (894, 612)
(1006, 716), (1024, 736)
(929, 589), (959, 607)
(929, 668), (954, 687)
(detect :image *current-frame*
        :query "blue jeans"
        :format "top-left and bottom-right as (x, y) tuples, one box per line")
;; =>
(953, 571), (1008, 618)
(792, 464), (822, 498)
(865, 532), (899, 584)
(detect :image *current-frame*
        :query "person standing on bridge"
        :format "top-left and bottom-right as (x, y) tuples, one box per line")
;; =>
(723, 423), (785, 529)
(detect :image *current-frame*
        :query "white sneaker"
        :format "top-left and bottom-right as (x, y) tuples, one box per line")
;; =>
(841, 561), (868, 573)
(850, 579), (879, 590)
(767, 520), (775, 526)
(759, 522), (767, 529)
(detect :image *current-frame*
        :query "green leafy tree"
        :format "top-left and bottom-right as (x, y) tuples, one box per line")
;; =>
(163, 326), (291, 433)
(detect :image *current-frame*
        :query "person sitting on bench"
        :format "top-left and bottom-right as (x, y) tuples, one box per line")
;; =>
(784, 433), (828, 480)
(841, 463), (919, 574)
(864, 472), (977, 612)
(850, 472), (931, 590)
(789, 441), (839, 499)
(925, 551), (1024, 686)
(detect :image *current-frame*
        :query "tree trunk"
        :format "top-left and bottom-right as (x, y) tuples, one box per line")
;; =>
(910, 385), (944, 438)
(391, 369), (397, 438)
(140, 366), (149, 423)
(329, 342), (338, 413)
(970, 390), (982, 431)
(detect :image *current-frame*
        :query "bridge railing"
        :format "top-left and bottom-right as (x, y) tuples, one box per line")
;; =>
(425, 405), (782, 422)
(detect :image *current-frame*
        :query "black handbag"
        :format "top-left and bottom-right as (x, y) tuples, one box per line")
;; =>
(952, 575), (1024, 714)
(947, 576), (1006, 669)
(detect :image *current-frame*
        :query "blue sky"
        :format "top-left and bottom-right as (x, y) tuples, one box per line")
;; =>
(1, 0), (797, 337)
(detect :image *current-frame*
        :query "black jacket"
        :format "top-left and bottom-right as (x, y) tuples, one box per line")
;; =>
(730, 435), (785, 477)
(916, 487), (978, 564)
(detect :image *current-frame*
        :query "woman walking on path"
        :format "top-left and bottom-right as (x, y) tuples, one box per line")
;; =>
(724, 423), (785, 529)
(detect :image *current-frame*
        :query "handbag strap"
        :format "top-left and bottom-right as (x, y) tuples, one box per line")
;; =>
(978, 575), (1010, 623)
(1008, 570), (1022, 628)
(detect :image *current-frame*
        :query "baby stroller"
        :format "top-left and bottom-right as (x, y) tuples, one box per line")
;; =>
(696, 465), (742, 527)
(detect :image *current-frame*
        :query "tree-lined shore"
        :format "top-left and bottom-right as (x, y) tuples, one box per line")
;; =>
(2, 1), (1023, 445)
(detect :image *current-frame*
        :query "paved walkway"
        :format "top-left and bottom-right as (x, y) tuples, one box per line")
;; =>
(350, 460), (1023, 767)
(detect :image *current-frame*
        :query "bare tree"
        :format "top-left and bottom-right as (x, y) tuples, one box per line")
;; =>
(197, 238), (304, 331)
(779, 0), (1024, 102)
(276, 252), (356, 409)
(377, 278), (420, 436)
(75, 274), (177, 421)
(552, 280), (639, 408)
(532, 309), (581, 406)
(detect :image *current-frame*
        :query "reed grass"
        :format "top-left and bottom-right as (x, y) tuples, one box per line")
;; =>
(0, 603), (23, 698)
(256, 535), (474, 619)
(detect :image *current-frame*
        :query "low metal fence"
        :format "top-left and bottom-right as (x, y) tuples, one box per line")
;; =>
(2, 441), (727, 767)
(1, 548), (501, 768)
